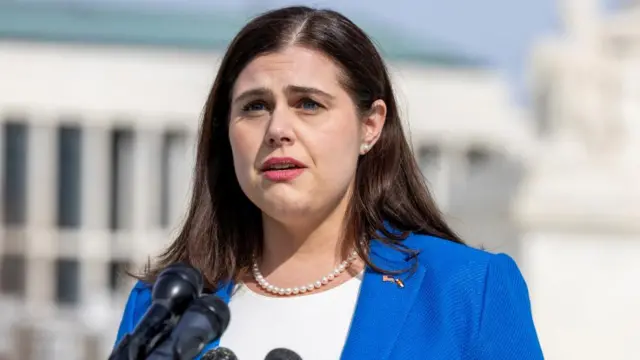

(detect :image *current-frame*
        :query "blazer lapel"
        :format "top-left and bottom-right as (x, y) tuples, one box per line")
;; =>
(341, 240), (426, 360)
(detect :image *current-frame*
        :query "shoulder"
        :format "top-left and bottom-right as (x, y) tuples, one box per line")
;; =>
(404, 232), (518, 275)
(402, 234), (543, 357)
(114, 280), (153, 345)
(401, 233), (531, 315)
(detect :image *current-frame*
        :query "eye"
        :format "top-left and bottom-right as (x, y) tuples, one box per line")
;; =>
(241, 100), (269, 113)
(297, 98), (322, 111)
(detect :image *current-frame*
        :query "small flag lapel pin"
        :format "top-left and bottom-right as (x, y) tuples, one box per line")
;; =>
(382, 275), (405, 288)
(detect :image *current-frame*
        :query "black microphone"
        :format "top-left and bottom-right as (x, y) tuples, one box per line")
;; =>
(146, 294), (231, 360)
(265, 348), (303, 360)
(201, 347), (238, 360)
(110, 263), (204, 360)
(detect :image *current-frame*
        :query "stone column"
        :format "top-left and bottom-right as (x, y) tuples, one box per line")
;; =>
(25, 123), (57, 314)
(26, 123), (57, 228)
(132, 127), (163, 259)
(79, 126), (111, 306)
(167, 131), (191, 230)
(80, 126), (111, 231)
(132, 128), (161, 231)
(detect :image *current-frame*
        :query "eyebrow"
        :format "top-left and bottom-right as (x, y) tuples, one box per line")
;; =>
(286, 85), (335, 100)
(232, 85), (335, 105)
(232, 87), (271, 106)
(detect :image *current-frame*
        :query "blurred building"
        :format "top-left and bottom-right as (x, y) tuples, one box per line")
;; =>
(0, 2), (533, 359)
(515, 0), (640, 359)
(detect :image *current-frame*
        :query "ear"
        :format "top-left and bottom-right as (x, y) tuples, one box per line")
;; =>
(359, 99), (387, 155)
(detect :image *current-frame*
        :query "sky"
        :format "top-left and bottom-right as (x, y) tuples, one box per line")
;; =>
(19, 0), (602, 105)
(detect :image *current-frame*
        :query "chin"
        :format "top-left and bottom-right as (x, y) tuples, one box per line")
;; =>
(262, 198), (314, 221)
(250, 190), (313, 220)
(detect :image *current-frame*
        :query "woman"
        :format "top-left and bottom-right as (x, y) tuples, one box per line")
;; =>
(115, 6), (543, 360)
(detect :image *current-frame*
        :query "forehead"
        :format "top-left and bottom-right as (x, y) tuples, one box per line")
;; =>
(232, 46), (344, 97)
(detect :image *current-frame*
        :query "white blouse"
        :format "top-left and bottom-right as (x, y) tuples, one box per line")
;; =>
(218, 272), (364, 360)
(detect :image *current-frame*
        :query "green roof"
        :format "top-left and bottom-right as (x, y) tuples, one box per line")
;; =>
(0, 2), (485, 67)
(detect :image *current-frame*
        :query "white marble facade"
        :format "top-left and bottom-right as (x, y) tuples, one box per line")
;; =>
(514, 1), (640, 359)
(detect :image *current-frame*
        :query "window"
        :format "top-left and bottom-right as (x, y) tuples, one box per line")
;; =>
(109, 129), (135, 230)
(466, 147), (490, 167)
(57, 126), (82, 228)
(3, 122), (28, 226)
(417, 144), (440, 176)
(55, 258), (80, 305)
(0, 254), (26, 297)
(108, 260), (130, 292)
(160, 131), (187, 228)
(466, 146), (491, 177)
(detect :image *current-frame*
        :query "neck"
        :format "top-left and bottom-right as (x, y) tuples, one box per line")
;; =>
(258, 192), (353, 279)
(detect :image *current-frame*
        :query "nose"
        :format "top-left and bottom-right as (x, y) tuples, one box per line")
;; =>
(264, 107), (296, 147)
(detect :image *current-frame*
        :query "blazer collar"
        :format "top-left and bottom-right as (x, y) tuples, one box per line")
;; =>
(340, 238), (425, 359)
(197, 237), (425, 360)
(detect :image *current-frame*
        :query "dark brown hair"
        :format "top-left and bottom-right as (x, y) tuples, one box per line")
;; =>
(140, 6), (464, 290)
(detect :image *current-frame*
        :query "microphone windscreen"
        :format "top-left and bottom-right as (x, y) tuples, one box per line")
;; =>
(201, 347), (238, 360)
(151, 262), (204, 314)
(265, 348), (303, 360)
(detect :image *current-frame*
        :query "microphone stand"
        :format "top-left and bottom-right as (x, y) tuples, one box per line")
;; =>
(109, 333), (142, 360)
(109, 319), (176, 360)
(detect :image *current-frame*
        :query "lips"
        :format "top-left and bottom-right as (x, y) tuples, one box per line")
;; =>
(259, 157), (307, 182)
(259, 157), (307, 172)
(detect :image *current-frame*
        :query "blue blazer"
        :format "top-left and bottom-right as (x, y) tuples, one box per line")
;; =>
(114, 234), (544, 359)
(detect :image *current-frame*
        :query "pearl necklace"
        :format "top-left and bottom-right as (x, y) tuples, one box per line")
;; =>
(251, 250), (359, 296)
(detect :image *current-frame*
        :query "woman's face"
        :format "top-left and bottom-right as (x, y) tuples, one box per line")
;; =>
(228, 45), (385, 224)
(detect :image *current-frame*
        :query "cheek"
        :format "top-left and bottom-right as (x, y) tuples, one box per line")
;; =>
(228, 126), (259, 179)
(311, 122), (360, 176)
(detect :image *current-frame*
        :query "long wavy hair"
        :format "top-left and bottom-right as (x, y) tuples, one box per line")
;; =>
(139, 6), (464, 290)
